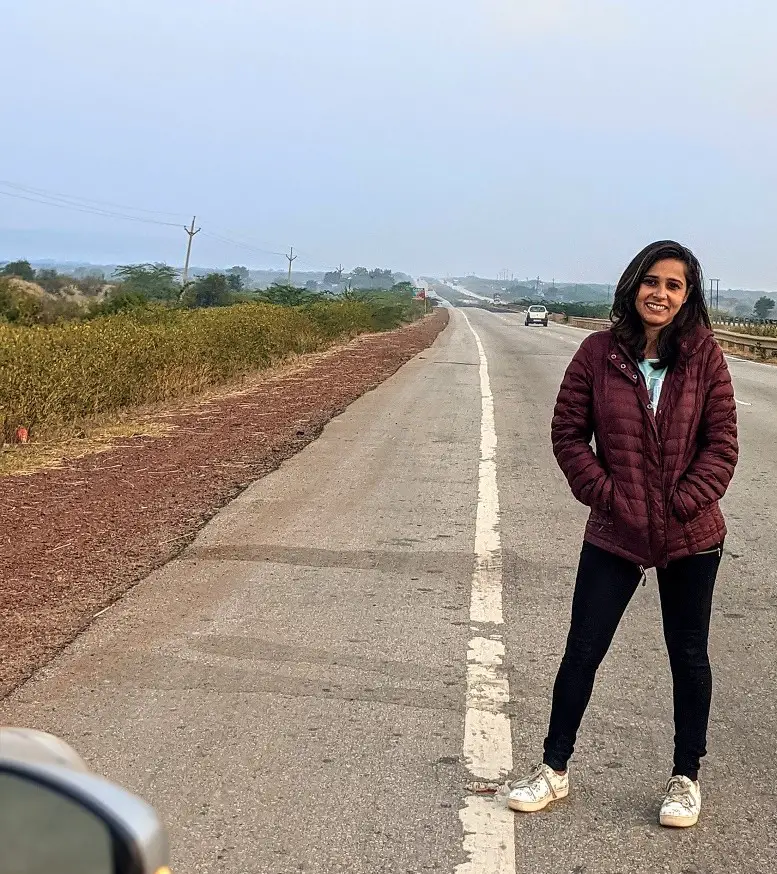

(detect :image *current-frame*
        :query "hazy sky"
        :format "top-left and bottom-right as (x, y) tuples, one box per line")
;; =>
(2, 1), (777, 287)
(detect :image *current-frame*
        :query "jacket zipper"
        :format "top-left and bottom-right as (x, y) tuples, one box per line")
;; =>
(623, 349), (670, 567)
(695, 546), (723, 558)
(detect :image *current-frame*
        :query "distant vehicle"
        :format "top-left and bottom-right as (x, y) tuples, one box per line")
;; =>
(525, 305), (549, 327)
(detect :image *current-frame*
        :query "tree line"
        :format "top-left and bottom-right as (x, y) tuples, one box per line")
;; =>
(0, 259), (419, 326)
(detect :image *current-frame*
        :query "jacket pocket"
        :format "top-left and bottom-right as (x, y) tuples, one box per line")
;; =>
(590, 510), (614, 534)
(679, 503), (725, 554)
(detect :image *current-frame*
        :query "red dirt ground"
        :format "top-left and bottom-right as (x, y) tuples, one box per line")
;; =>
(0, 310), (449, 698)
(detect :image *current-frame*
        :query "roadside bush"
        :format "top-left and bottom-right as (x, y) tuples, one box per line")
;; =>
(303, 300), (375, 339)
(0, 298), (415, 443)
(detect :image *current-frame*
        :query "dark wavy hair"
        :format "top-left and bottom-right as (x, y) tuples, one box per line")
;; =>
(610, 240), (710, 367)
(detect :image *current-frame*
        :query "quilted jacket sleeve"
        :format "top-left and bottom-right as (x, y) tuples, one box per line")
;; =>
(672, 342), (738, 523)
(551, 338), (612, 511)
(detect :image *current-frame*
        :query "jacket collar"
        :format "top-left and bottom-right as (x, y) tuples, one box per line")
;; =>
(609, 323), (713, 364)
(677, 324), (714, 359)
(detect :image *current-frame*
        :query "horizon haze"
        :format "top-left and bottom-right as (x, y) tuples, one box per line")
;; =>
(3, 1), (777, 290)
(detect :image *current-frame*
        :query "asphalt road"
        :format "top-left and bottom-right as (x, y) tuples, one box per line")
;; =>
(2, 309), (775, 873)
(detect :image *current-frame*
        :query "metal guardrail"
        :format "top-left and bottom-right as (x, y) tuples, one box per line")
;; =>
(566, 318), (777, 360)
(714, 328), (777, 359)
(567, 317), (612, 331)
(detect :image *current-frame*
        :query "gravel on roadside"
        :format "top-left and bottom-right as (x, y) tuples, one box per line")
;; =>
(0, 310), (449, 698)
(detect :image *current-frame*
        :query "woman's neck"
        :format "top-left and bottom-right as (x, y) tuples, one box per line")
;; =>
(644, 327), (660, 359)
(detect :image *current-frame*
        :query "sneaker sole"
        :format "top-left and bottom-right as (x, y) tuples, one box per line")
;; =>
(659, 812), (699, 828)
(507, 785), (569, 813)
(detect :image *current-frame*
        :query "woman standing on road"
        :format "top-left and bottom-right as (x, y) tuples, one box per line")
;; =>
(508, 241), (739, 827)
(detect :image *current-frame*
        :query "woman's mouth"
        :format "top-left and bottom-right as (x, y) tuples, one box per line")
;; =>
(645, 301), (669, 313)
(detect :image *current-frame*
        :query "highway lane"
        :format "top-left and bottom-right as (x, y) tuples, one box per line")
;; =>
(1, 309), (775, 873)
(468, 307), (776, 873)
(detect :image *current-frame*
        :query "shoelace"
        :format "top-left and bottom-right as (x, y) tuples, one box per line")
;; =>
(665, 778), (697, 811)
(512, 764), (545, 788)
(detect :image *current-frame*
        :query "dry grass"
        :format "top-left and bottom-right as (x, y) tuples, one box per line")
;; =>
(0, 300), (377, 446)
(0, 419), (173, 477)
(0, 331), (368, 477)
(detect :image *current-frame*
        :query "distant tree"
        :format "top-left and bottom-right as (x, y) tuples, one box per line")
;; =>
(323, 270), (342, 285)
(0, 277), (42, 324)
(75, 273), (106, 297)
(229, 265), (250, 281)
(113, 263), (178, 300)
(753, 296), (775, 319)
(36, 269), (70, 295)
(1, 260), (35, 282)
(305, 280), (319, 291)
(226, 265), (250, 291)
(95, 290), (151, 315)
(348, 266), (396, 290)
(260, 283), (318, 306)
(187, 273), (233, 308)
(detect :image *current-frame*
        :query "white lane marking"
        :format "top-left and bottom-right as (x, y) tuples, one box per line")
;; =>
(727, 354), (777, 368)
(456, 309), (515, 874)
(458, 798), (516, 873)
(735, 398), (752, 406)
(463, 312), (505, 629)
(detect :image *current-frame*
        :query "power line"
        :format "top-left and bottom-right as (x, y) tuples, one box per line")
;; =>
(0, 180), (186, 218)
(1, 184), (288, 258)
(0, 178), (335, 269)
(199, 231), (286, 259)
(0, 187), (182, 228)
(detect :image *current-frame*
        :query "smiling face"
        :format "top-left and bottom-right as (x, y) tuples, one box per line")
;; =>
(635, 258), (689, 332)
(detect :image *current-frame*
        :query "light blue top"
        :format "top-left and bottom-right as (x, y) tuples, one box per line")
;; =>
(638, 358), (668, 407)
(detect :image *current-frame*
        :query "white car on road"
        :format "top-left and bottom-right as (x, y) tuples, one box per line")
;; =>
(525, 305), (549, 327)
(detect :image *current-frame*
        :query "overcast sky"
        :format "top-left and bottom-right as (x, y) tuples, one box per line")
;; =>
(2, 0), (776, 287)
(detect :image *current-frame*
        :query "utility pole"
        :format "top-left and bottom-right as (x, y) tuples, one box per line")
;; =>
(708, 279), (720, 312)
(286, 246), (297, 287)
(181, 216), (200, 287)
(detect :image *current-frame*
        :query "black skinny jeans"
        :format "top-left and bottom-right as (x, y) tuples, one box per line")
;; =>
(543, 541), (721, 781)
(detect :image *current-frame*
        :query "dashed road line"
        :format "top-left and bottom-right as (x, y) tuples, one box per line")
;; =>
(455, 309), (515, 874)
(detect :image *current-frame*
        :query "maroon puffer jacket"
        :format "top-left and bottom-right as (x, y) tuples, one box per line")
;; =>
(551, 325), (738, 568)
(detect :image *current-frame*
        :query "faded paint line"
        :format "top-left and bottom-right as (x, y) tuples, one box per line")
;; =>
(456, 309), (515, 874)
(458, 797), (516, 874)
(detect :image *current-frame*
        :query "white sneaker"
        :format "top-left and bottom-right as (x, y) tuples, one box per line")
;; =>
(507, 763), (569, 812)
(659, 775), (701, 828)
